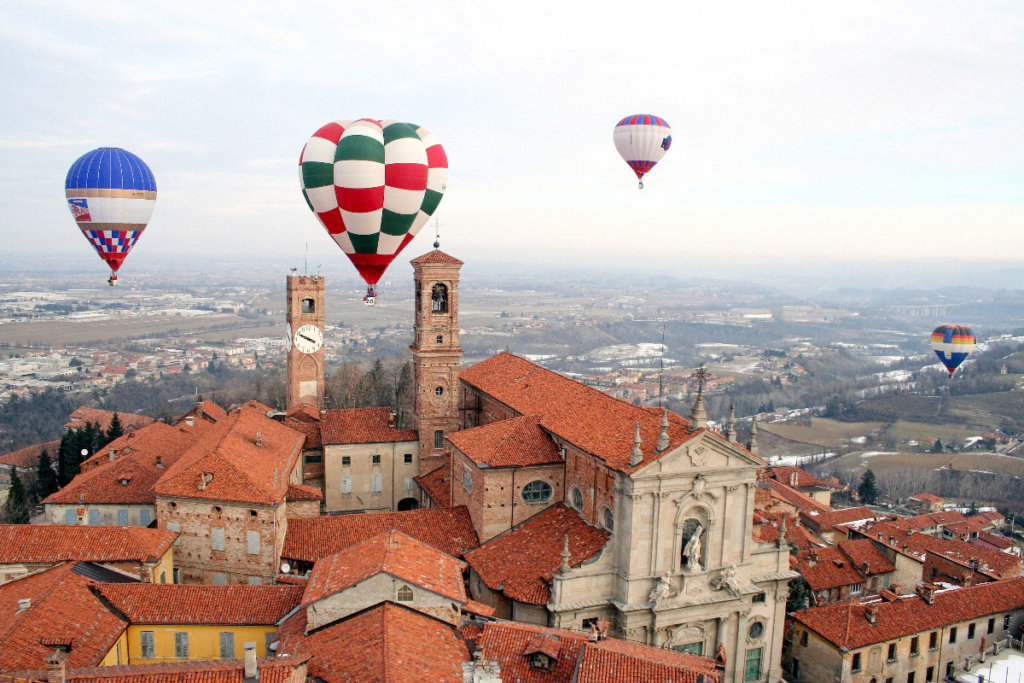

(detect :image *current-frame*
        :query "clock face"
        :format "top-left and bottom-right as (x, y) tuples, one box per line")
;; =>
(293, 324), (324, 354)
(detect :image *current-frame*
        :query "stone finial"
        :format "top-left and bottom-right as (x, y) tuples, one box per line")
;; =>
(747, 417), (759, 455)
(726, 404), (737, 443)
(777, 515), (788, 548)
(689, 393), (707, 432)
(657, 409), (670, 452)
(630, 422), (643, 466)
(559, 535), (571, 574)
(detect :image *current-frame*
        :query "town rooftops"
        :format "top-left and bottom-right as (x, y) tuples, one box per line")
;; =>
(855, 522), (1021, 579)
(0, 440), (60, 470)
(302, 530), (467, 605)
(93, 584), (303, 625)
(286, 483), (323, 501)
(459, 353), (704, 473)
(153, 405), (304, 505)
(276, 601), (470, 682)
(800, 506), (877, 535)
(793, 577), (1024, 650)
(767, 466), (831, 491)
(448, 415), (561, 468)
(414, 465), (452, 507)
(464, 504), (611, 605)
(281, 506), (479, 564)
(318, 407), (417, 446)
(65, 407), (154, 433)
(0, 563), (128, 672)
(0, 525), (176, 565)
(54, 657), (307, 683)
(909, 492), (944, 503)
(795, 540), (895, 593)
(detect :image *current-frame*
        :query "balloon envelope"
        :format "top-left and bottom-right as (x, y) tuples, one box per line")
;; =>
(930, 324), (976, 376)
(613, 114), (672, 186)
(299, 119), (448, 285)
(65, 147), (156, 274)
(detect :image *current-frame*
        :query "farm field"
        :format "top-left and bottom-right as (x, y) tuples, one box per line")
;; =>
(759, 418), (884, 448)
(0, 313), (248, 347)
(884, 419), (981, 443)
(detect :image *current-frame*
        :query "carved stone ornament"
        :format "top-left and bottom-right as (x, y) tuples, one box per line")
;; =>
(688, 444), (708, 467)
(710, 565), (741, 596)
(648, 574), (676, 606)
(776, 589), (790, 603)
(691, 475), (706, 499)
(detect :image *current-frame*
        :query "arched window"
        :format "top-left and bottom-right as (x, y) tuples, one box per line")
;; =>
(521, 481), (552, 503)
(397, 585), (413, 601)
(570, 487), (583, 511)
(431, 284), (448, 313)
(462, 469), (473, 493)
(602, 507), (614, 531)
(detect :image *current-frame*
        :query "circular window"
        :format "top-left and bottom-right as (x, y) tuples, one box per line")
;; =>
(748, 621), (764, 640)
(602, 507), (614, 531)
(462, 469), (473, 493)
(435, 386), (444, 396)
(570, 487), (583, 511)
(521, 481), (552, 503)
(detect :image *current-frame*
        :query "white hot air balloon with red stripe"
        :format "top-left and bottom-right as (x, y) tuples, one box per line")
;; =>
(613, 114), (672, 189)
(299, 119), (447, 303)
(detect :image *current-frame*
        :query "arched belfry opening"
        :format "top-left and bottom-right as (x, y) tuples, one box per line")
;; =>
(301, 297), (315, 314)
(431, 283), (448, 313)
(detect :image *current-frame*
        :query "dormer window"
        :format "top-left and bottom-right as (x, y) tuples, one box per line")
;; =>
(529, 653), (553, 671)
(397, 585), (413, 602)
(120, 477), (131, 486)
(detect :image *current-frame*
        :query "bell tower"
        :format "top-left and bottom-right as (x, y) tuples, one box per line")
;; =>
(286, 272), (325, 409)
(410, 250), (463, 474)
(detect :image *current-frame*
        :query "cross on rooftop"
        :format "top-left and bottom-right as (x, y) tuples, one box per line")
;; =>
(692, 365), (709, 394)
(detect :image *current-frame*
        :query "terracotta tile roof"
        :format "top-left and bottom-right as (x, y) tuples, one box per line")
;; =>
(768, 466), (829, 490)
(977, 510), (1005, 524)
(0, 563), (128, 671)
(754, 513), (826, 550)
(910, 492), (944, 503)
(901, 511), (966, 530)
(763, 478), (829, 514)
(302, 530), (467, 605)
(794, 577), (1024, 650)
(464, 505), (610, 605)
(280, 417), (321, 449)
(175, 400), (228, 424)
(0, 525), (175, 565)
(153, 406), (304, 505)
(63, 657), (307, 682)
(0, 440), (60, 470)
(286, 483), (323, 501)
(410, 250), (464, 265)
(93, 584), (303, 625)
(855, 522), (1021, 579)
(317, 407), (417, 445)
(66, 408), (154, 433)
(974, 531), (1013, 550)
(281, 506), (478, 563)
(45, 422), (212, 505)
(800, 506), (876, 534)
(836, 539), (896, 576)
(415, 465), (452, 507)
(460, 353), (704, 473)
(796, 547), (866, 592)
(449, 415), (561, 468)
(944, 517), (990, 536)
(467, 620), (721, 683)
(277, 602), (469, 682)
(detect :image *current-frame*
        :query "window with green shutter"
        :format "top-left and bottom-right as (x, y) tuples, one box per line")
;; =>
(744, 647), (762, 681)
(219, 632), (234, 658)
(174, 632), (189, 658)
(140, 631), (154, 658)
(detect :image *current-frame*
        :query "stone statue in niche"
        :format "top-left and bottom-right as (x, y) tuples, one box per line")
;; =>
(682, 521), (704, 572)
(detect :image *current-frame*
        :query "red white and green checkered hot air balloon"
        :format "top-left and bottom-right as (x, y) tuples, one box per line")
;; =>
(299, 119), (447, 292)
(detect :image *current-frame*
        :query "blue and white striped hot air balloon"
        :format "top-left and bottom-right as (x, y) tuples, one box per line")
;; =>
(65, 147), (156, 285)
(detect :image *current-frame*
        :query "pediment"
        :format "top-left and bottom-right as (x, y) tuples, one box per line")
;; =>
(632, 430), (764, 478)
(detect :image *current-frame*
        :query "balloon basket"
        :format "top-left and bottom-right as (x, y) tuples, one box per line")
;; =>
(108, 274), (118, 286)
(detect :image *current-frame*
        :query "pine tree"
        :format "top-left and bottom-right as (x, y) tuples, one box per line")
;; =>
(4, 470), (30, 524)
(57, 430), (75, 486)
(33, 449), (59, 502)
(858, 469), (879, 505)
(786, 576), (811, 612)
(106, 412), (124, 442)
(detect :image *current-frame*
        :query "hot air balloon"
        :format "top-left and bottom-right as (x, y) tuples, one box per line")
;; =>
(299, 119), (447, 305)
(613, 114), (672, 189)
(931, 324), (976, 377)
(65, 147), (156, 285)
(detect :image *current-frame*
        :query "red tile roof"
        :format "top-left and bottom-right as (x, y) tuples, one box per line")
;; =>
(45, 422), (211, 505)
(753, 513), (826, 550)
(93, 584), (303, 625)
(176, 400), (228, 424)
(800, 506), (877, 534)
(762, 478), (829, 515)
(460, 353), (706, 473)
(66, 408), (154, 433)
(794, 577), (1024, 650)
(468, 620), (721, 683)
(281, 506), (478, 563)
(410, 250), (464, 265)
(836, 538), (896, 576)
(796, 547), (866, 592)
(64, 657), (307, 682)
(900, 511), (966, 530)
(153, 406), (304, 505)
(449, 415), (561, 468)
(302, 531), (466, 605)
(974, 531), (1013, 550)
(855, 522), (1021, 579)
(415, 465), (452, 507)
(0, 525), (175, 565)
(910, 492), (944, 503)
(286, 483), (323, 501)
(464, 505), (610, 605)
(318, 407), (417, 445)
(0, 563), (128, 671)
(768, 466), (829, 490)
(0, 440), (60, 470)
(277, 602), (469, 682)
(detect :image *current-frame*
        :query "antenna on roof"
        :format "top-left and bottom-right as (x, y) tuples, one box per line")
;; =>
(658, 323), (665, 408)
(433, 219), (440, 250)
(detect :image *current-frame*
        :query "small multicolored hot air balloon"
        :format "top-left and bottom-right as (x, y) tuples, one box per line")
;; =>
(299, 119), (447, 304)
(613, 114), (672, 188)
(65, 147), (157, 285)
(931, 324), (976, 377)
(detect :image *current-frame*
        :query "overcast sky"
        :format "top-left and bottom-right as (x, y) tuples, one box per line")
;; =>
(1, 1), (1022, 280)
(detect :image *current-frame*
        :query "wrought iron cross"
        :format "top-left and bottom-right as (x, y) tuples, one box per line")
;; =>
(692, 365), (709, 394)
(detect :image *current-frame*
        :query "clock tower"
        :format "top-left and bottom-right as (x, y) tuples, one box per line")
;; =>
(286, 272), (325, 410)
(410, 249), (463, 475)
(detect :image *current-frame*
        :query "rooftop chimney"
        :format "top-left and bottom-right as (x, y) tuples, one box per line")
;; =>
(17, 598), (31, 611)
(255, 431), (263, 447)
(789, 471), (799, 488)
(865, 604), (878, 625)
(243, 641), (257, 678)
(196, 400), (204, 418)
(806, 550), (818, 567)
(185, 416), (195, 427)
(46, 648), (68, 683)
(108, 448), (116, 462)
(155, 454), (163, 469)
(916, 583), (937, 605)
